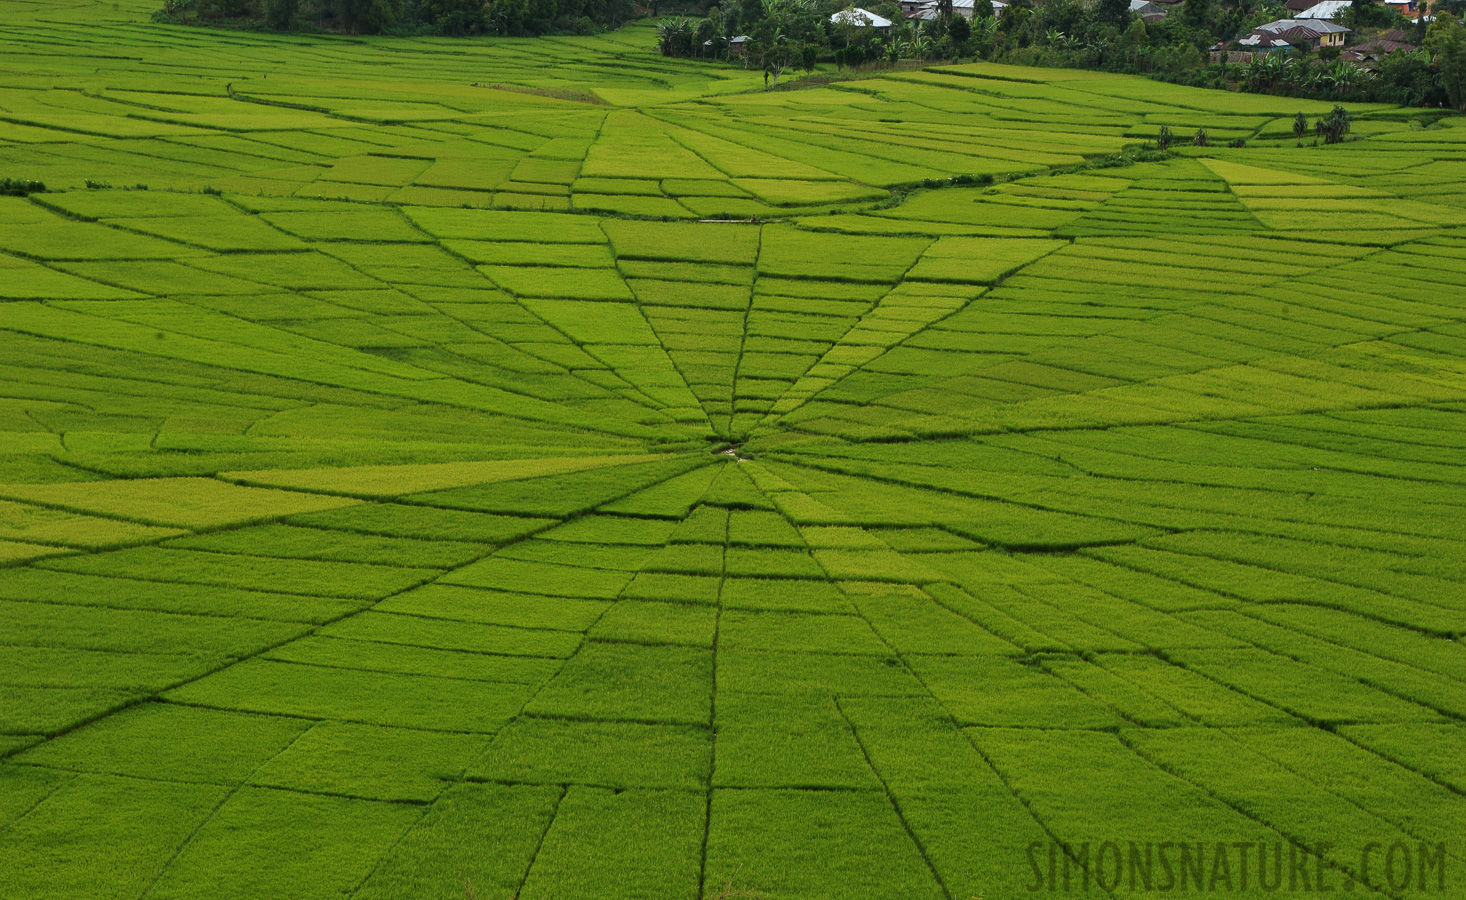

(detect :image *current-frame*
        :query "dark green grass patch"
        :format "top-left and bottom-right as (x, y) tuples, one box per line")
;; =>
(39, 547), (435, 600)
(288, 504), (553, 544)
(723, 547), (824, 579)
(0, 685), (141, 735)
(249, 720), (484, 802)
(163, 523), (481, 568)
(640, 541), (724, 575)
(443, 556), (634, 600)
(470, 717), (709, 790)
(589, 600), (716, 647)
(142, 786), (422, 900)
(166, 659), (531, 732)
(599, 466), (723, 518)
(970, 727), (1282, 859)
(1038, 656), (1191, 727)
(704, 787), (947, 900)
(726, 509), (805, 547)
(376, 584), (608, 632)
(0, 773), (227, 900)
(853, 591), (1018, 655)
(316, 610), (582, 658)
(265, 636), (561, 684)
(1125, 725), (1439, 876)
(409, 457), (707, 518)
(539, 514), (676, 546)
(714, 692), (880, 790)
(0, 599), (305, 657)
(1342, 724), (1466, 795)
(497, 538), (657, 571)
(720, 577), (853, 613)
(0, 645), (225, 693)
(0, 763), (68, 826)
(911, 653), (1124, 729)
(15, 702), (308, 784)
(1095, 653), (1301, 727)
(403, 207), (607, 243)
(517, 787), (704, 900)
(525, 641), (711, 725)
(720, 609), (889, 656)
(353, 782), (557, 900)
(839, 696), (1064, 897)
(1170, 648), (1444, 726)
(717, 649), (926, 697)
(603, 220), (761, 264)
(620, 571), (722, 604)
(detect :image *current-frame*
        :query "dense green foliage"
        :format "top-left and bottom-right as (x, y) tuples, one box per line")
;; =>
(0, 177), (45, 196)
(1429, 12), (1466, 108)
(163, 0), (1466, 105)
(660, 0), (1466, 107)
(3, 1), (1466, 898)
(156, 0), (634, 34)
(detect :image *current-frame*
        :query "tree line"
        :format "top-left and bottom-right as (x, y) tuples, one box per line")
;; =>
(154, 0), (637, 35)
(657, 0), (1466, 109)
(154, 0), (1466, 109)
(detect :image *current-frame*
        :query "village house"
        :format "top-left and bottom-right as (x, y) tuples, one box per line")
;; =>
(1344, 28), (1418, 65)
(702, 33), (749, 55)
(1353, 28), (1416, 53)
(1214, 16), (1354, 58)
(1225, 31), (1295, 51)
(899, 0), (1007, 20)
(1295, 0), (1352, 19)
(1255, 17), (1350, 48)
(831, 6), (894, 30)
(1129, 0), (1167, 20)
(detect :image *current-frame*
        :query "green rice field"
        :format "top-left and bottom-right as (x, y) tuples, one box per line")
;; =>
(3, 1), (1466, 897)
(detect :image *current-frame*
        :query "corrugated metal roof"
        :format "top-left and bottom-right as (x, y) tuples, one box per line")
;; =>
(1297, 0), (1352, 19)
(1258, 17), (1350, 33)
(831, 7), (893, 26)
(1237, 31), (1295, 46)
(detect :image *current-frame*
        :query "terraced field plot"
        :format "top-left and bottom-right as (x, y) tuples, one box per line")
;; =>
(3, 1), (1466, 898)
